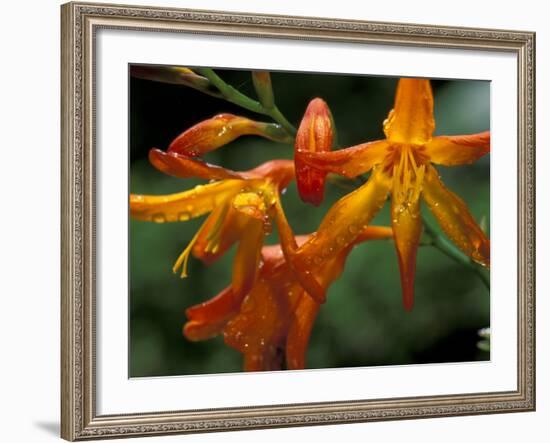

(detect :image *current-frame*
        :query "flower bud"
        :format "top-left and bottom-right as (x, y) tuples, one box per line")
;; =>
(168, 114), (292, 156)
(294, 98), (334, 206)
(130, 65), (219, 96)
(252, 71), (275, 109)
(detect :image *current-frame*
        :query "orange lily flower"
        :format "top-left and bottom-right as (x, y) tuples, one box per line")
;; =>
(295, 78), (490, 310)
(184, 226), (393, 371)
(130, 155), (295, 298)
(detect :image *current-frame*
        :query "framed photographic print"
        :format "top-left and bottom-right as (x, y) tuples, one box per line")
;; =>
(61, 1), (536, 440)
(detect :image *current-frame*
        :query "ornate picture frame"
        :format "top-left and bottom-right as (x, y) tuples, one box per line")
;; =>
(61, 2), (535, 440)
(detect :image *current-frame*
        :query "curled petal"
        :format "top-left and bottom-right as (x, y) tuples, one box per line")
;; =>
(168, 114), (291, 156)
(129, 179), (243, 223)
(295, 98), (334, 205)
(244, 159), (295, 190)
(184, 286), (240, 341)
(383, 78), (435, 145)
(286, 293), (320, 370)
(149, 148), (243, 180)
(425, 131), (490, 166)
(391, 196), (422, 311)
(231, 215), (265, 299)
(422, 165), (490, 267)
(296, 140), (389, 179)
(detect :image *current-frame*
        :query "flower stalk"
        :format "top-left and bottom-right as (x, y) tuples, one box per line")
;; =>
(195, 68), (296, 136)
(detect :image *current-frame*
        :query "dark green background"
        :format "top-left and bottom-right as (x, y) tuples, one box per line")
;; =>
(129, 67), (490, 377)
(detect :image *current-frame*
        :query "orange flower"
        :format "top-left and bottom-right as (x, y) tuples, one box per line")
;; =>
(130, 155), (295, 298)
(295, 78), (490, 310)
(184, 226), (393, 371)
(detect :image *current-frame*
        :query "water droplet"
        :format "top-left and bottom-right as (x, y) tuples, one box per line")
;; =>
(178, 212), (191, 222)
(152, 213), (166, 223)
(336, 236), (347, 246)
(313, 256), (323, 265)
(348, 225), (359, 234)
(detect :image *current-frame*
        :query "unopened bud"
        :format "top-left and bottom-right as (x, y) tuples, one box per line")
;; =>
(294, 98), (334, 206)
(168, 114), (293, 156)
(252, 71), (275, 109)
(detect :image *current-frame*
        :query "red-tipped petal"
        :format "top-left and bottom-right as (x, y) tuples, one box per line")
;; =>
(184, 286), (240, 341)
(149, 148), (243, 180)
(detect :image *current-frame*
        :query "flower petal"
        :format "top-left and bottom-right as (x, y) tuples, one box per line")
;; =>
(422, 165), (490, 267)
(425, 131), (490, 166)
(130, 179), (243, 223)
(191, 204), (245, 264)
(383, 78), (435, 145)
(271, 192), (326, 303)
(286, 292), (320, 370)
(231, 215), (265, 299)
(244, 159), (295, 190)
(183, 286), (240, 341)
(224, 278), (292, 372)
(391, 195), (422, 311)
(279, 167), (391, 303)
(168, 113), (292, 156)
(149, 148), (243, 180)
(295, 140), (388, 179)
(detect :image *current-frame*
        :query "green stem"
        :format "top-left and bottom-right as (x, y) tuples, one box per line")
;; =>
(422, 216), (490, 290)
(195, 68), (296, 136)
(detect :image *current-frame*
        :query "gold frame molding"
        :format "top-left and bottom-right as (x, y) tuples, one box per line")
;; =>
(61, 1), (536, 440)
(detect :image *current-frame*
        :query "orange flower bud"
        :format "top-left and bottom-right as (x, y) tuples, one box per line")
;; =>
(294, 98), (334, 206)
(168, 114), (292, 157)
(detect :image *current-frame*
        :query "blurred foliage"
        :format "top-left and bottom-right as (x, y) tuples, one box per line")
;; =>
(129, 68), (490, 377)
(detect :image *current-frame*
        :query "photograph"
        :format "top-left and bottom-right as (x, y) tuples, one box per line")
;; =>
(58, 3), (536, 440)
(129, 66), (491, 377)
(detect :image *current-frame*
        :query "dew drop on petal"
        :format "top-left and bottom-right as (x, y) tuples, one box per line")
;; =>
(348, 224), (359, 234)
(178, 212), (191, 222)
(152, 213), (166, 223)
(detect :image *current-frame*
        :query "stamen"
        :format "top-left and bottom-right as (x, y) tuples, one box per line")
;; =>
(204, 204), (230, 253)
(173, 228), (203, 278)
